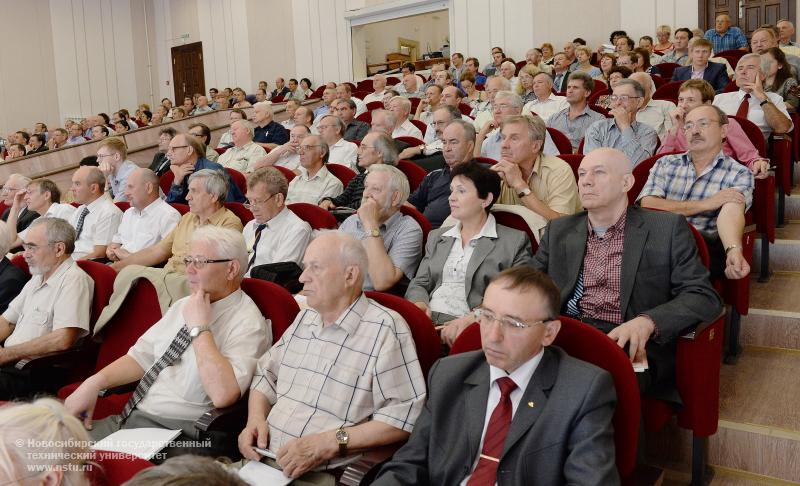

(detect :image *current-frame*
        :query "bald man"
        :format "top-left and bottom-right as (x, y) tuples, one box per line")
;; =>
(531, 148), (721, 404)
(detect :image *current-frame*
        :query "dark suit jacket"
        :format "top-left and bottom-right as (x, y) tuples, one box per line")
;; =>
(671, 62), (730, 93)
(373, 347), (619, 485)
(553, 71), (570, 92)
(1, 207), (40, 233)
(530, 207), (722, 401)
(0, 257), (29, 314)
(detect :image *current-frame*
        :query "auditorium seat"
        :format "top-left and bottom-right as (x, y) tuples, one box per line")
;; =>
(89, 450), (154, 485)
(224, 202), (254, 225)
(273, 165), (296, 182)
(366, 101), (384, 112)
(399, 205), (432, 246)
(546, 127), (573, 155)
(159, 171), (174, 195)
(326, 163), (357, 187)
(356, 112), (372, 124)
(288, 202), (338, 230)
(170, 203), (190, 215)
(656, 62), (680, 79)
(652, 81), (682, 102)
(473, 156), (498, 166)
(410, 119), (428, 134)
(557, 153), (584, 182)
(394, 136), (425, 147)
(491, 206), (540, 254)
(114, 201), (130, 213)
(225, 168), (247, 193)
(397, 160), (427, 192)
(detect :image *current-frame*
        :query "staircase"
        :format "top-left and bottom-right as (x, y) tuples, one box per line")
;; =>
(648, 168), (800, 485)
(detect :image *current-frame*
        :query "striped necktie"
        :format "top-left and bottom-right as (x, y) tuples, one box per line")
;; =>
(74, 207), (90, 239)
(247, 223), (267, 272)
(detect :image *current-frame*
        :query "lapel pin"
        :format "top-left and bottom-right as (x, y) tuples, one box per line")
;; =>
(527, 401), (535, 408)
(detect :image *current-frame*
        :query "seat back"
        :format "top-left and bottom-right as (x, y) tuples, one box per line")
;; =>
(394, 136), (425, 147)
(593, 79), (607, 92)
(587, 88), (609, 106)
(159, 171), (175, 195)
(288, 202), (338, 229)
(399, 205), (432, 246)
(170, 203), (190, 215)
(652, 81), (683, 102)
(458, 103), (473, 116)
(546, 127), (573, 155)
(715, 49), (746, 65)
(364, 291), (440, 378)
(10, 253), (29, 274)
(224, 202), (254, 225)
(491, 207), (539, 253)
(729, 115), (766, 156)
(409, 119), (427, 135)
(397, 160), (427, 192)
(241, 278), (300, 342)
(76, 260), (117, 329)
(366, 101), (384, 112)
(628, 154), (663, 205)
(225, 168), (247, 193)
(356, 112), (372, 124)
(273, 165), (296, 182)
(473, 156), (497, 166)
(114, 201), (130, 213)
(326, 163), (358, 187)
(651, 74), (666, 88)
(656, 62), (680, 79)
(722, 79), (738, 93)
(357, 79), (374, 91)
(409, 98), (422, 113)
(558, 153), (585, 182)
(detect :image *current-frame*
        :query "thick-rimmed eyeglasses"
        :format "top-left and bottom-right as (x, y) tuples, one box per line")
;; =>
(472, 307), (554, 331)
(183, 256), (233, 269)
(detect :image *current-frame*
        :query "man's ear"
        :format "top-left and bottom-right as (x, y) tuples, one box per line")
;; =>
(541, 319), (562, 347)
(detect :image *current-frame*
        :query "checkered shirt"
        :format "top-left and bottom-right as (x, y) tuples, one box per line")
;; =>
(637, 151), (753, 233)
(578, 211), (627, 324)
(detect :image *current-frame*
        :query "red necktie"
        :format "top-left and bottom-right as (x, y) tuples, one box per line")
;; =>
(467, 377), (518, 486)
(735, 93), (750, 118)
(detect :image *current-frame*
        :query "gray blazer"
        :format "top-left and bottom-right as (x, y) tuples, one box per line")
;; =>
(405, 222), (531, 311)
(531, 206), (722, 398)
(373, 347), (620, 486)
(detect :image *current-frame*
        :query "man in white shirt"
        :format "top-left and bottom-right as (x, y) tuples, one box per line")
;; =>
(630, 72), (675, 139)
(317, 115), (359, 171)
(0, 217), (93, 399)
(390, 97), (424, 139)
(7, 178), (76, 249)
(252, 125), (310, 172)
(69, 167), (123, 260)
(66, 226), (269, 456)
(523, 72), (568, 121)
(473, 76), (511, 131)
(107, 168), (181, 261)
(218, 120), (268, 173)
(243, 168), (313, 276)
(281, 99), (300, 130)
(414, 85), (443, 126)
(713, 53), (794, 138)
(97, 137), (138, 203)
(363, 74), (389, 105)
(286, 135), (344, 204)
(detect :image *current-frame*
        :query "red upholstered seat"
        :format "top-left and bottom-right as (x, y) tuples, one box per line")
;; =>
(366, 101), (384, 112)
(89, 450), (154, 485)
(394, 136), (425, 147)
(114, 201), (130, 213)
(241, 278), (300, 341)
(557, 153), (584, 182)
(225, 168), (247, 193)
(224, 202), (254, 225)
(397, 160), (427, 192)
(547, 127), (573, 155)
(288, 202), (338, 230)
(652, 80), (682, 103)
(473, 156), (497, 166)
(491, 208), (539, 254)
(273, 165), (296, 182)
(399, 205), (432, 246)
(159, 171), (174, 195)
(170, 203), (190, 215)
(409, 119), (428, 134)
(326, 163), (358, 187)
(656, 62), (680, 79)
(356, 112), (372, 124)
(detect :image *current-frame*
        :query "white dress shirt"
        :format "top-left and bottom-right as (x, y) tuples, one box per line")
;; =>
(637, 99), (676, 139)
(218, 141), (268, 173)
(273, 151), (301, 170)
(523, 94), (569, 122)
(112, 198), (181, 253)
(352, 96), (367, 116)
(243, 207), (313, 275)
(70, 196), (123, 259)
(328, 138), (359, 171)
(286, 166), (344, 204)
(392, 120), (424, 140)
(713, 89), (794, 138)
(18, 203), (77, 241)
(363, 90), (388, 104)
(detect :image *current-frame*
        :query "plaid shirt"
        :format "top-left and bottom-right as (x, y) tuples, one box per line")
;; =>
(577, 211), (626, 324)
(251, 294), (426, 452)
(637, 151), (753, 233)
(704, 27), (748, 53)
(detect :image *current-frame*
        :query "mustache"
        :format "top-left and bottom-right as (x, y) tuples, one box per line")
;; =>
(690, 134), (704, 143)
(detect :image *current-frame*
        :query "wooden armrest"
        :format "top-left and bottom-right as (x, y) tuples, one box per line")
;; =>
(679, 310), (726, 341)
(194, 391), (249, 433)
(14, 346), (93, 371)
(98, 382), (138, 397)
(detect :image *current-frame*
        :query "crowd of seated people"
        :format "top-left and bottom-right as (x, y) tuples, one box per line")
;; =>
(2, 18), (799, 485)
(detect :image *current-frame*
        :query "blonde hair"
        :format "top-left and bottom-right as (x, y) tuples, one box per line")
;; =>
(98, 136), (128, 159)
(0, 398), (92, 486)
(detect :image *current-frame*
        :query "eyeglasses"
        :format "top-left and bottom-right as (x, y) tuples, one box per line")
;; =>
(473, 307), (553, 331)
(298, 145), (323, 153)
(358, 144), (375, 151)
(183, 256), (233, 269)
(96, 153), (115, 159)
(682, 119), (721, 132)
(609, 95), (641, 103)
(243, 193), (277, 209)
(167, 145), (190, 152)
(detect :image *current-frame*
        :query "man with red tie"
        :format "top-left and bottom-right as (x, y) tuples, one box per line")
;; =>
(373, 266), (619, 485)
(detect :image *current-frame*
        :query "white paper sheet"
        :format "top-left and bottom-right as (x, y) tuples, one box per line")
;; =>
(238, 460), (292, 486)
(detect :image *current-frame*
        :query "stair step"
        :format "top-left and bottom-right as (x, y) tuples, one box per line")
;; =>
(784, 194), (800, 220)
(740, 310), (800, 350)
(753, 238), (800, 273)
(749, 273), (800, 314)
(775, 220), (800, 240)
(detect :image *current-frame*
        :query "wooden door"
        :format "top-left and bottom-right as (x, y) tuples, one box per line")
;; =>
(700, 0), (740, 33)
(171, 42), (205, 105)
(699, 0), (794, 38)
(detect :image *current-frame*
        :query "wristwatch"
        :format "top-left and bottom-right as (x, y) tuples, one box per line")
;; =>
(517, 187), (532, 198)
(724, 244), (740, 254)
(189, 325), (211, 339)
(335, 427), (349, 457)
(368, 228), (381, 238)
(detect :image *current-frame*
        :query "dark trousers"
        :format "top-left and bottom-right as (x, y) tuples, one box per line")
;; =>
(0, 367), (68, 400)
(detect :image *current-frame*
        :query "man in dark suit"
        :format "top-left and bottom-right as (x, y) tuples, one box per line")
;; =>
(1, 174), (38, 233)
(531, 147), (722, 403)
(552, 52), (572, 92)
(671, 38), (729, 93)
(374, 266), (619, 486)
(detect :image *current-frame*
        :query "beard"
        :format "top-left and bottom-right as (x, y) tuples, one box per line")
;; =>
(28, 263), (51, 276)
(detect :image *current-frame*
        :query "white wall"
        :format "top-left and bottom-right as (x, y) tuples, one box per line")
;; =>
(292, 0), (354, 86)
(359, 10), (449, 64)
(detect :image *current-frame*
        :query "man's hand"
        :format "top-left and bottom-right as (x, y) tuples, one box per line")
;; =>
(64, 378), (102, 430)
(610, 105), (632, 130)
(171, 163), (194, 185)
(0, 348), (12, 367)
(413, 302), (432, 318)
(704, 188), (745, 211)
(238, 420), (270, 461)
(319, 200), (336, 210)
(11, 189), (25, 209)
(491, 160), (526, 192)
(398, 146), (422, 159)
(357, 197), (382, 231)
(183, 289), (212, 328)
(668, 106), (685, 131)
(276, 431), (338, 479)
(751, 159), (770, 179)
(725, 247), (751, 280)
(607, 316), (656, 361)
(440, 315), (476, 346)
(478, 120), (498, 138)
(98, 159), (114, 179)
(106, 246), (119, 262)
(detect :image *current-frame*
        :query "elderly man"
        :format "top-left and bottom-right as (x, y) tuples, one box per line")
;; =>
(408, 120), (475, 229)
(193, 95), (213, 114)
(340, 165), (422, 291)
(671, 38), (730, 93)
(398, 105), (459, 172)
(493, 115), (579, 228)
(778, 19), (799, 49)
(67, 226), (269, 455)
(449, 52), (466, 81)
(0, 222), (27, 314)
(414, 85), (443, 126)
(281, 99), (300, 130)
(630, 72), (676, 139)
(335, 83), (367, 116)
(293, 106), (316, 130)
(336, 98), (370, 142)
(107, 168), (181, 262)
(472, 76), (509, 130)
(526, 47), (552, 74)
(523, 72), (569, 121)
(149, 127), (177, 176)
(321, 131), (398, 211)
(713, 53), (794, 138)
(286, 135), (343, 204)
(0, 218), (93, 399)
(6, 178), (75, 249)
(317, 115), (359, 171)
(243, 168), (312, 275)
(389, 97), (424, 139)
(399, 74), (423, 99)
(69, 167), (122, 260)
(551, 52), (572, 93)
(271, 77), (290, 99)
(1, 174), (38, 233)
(112, 169), (242, 275)
(704, 13), (748, 53)
(166, 133), (246, 204)
(97, 137), (138, 202)
(750, 27), (800, 79)
(218, 120), (268, 173)
(532, 147), (722, 402)
(253, 125), (310, 172)
(476, 91), (559, 161)
(547, 72), (604, 152)
(313, 87), (337, 119)
(373, 267), (618, 485)
(252, 102), (289, 151)
(639, 105), (753, 280)
(363, 74), (389, 104)
(238, 231), (425, 481)
(584, 79), (659, 167)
